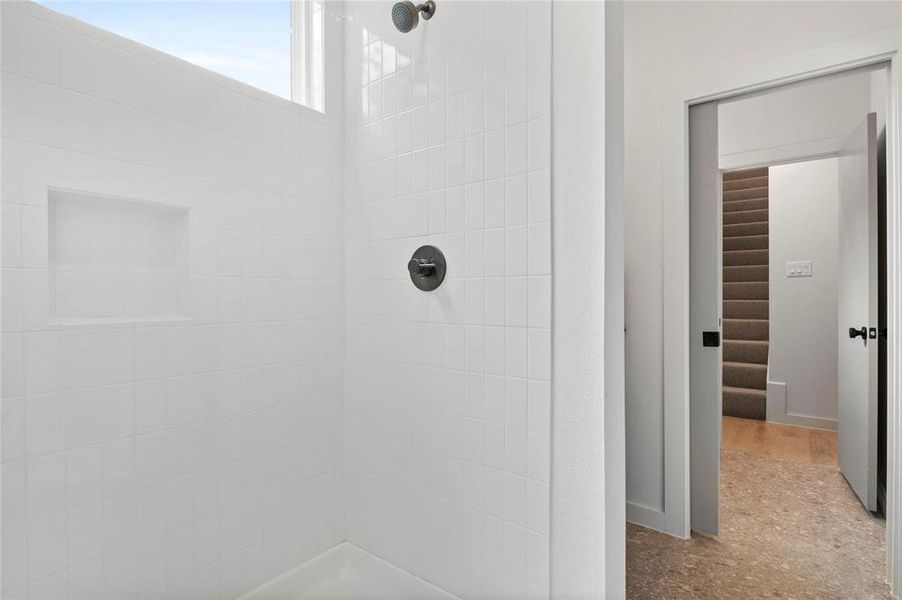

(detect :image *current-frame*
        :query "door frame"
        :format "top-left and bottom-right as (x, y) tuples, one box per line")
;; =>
(688, 102), (723, 537)
(660, 25), (902, 590)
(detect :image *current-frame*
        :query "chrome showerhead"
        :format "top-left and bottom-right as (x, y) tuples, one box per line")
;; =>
(391, 0), (435, 33)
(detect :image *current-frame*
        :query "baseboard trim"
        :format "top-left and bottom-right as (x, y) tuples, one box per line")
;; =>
(766, 380), (838, 431)
(626, 501), (686, 538)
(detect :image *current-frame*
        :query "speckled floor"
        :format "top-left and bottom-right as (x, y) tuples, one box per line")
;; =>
(626, 448), (890, 599)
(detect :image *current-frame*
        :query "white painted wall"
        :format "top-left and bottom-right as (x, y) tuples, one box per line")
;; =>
(767, 158), (840, 429)
(624, 1), (902, 536)
(603, 1), (626, 595)
(551, 0), (624, 597)
(0, 2), (345, 598)
(718, 69), (873, 170)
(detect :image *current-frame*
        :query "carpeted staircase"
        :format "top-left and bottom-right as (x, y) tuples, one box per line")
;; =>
(722, 167), (769, 420)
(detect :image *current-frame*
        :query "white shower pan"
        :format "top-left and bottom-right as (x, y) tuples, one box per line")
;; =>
(240, 544), (459, 600)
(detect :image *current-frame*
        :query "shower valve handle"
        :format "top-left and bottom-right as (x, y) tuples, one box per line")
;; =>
(408, 258), (436, 276)
(407, 245), (446, 291)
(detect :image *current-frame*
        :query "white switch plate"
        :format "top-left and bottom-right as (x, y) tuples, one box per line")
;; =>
(786, 260), (812, 278)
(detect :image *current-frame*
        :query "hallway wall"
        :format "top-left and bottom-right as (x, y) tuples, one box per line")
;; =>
(623, 0), (902, 534)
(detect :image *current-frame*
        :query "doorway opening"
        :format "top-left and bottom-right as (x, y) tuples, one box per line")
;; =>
(713, 63), (889, 584)
(628, 63), (893, 599)
(712, 67), (889, 515)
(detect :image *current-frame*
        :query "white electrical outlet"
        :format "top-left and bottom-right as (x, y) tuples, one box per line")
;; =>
(786, 260), (813, 278)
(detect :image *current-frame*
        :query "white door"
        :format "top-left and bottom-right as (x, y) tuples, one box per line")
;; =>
(837, 112), (879, 512)
(689, 102), (722, 535)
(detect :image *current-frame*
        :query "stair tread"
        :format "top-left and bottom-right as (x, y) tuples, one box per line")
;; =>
(724, 234), (768, 247)
(724, 249), (769, 266)
(724, 220), (769, 228)
(724, 197), (767, 208)
(724, 233), (769, 240)
(724, 189), (772, 202)
(723, 361), (768, 389)
(724, 191), (768, 199)
(724, 282), (769, 300)
(724, 211), (769, 227)
(723, 177), (769, 191)
(724, 208), (767, 214)
(724, 193), (769, 202)
(723, 385), (766, 396)
(723, 338), (769, 364)
(723, 265), (768, 282)
(723, 301), (769, 318)
(723, 317), (769, 341)
(724, 222), (769, 237)
(723, 360), (767, 369)
(724, 185), (768, 194)
(723, 167), (768, 181)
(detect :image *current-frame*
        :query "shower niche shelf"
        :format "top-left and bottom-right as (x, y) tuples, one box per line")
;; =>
(49, 188), (190, 324)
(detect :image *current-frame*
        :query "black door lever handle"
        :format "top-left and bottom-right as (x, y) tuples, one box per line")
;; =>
(849, 326), (867, 340)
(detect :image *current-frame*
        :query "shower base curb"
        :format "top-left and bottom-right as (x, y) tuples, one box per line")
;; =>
(238, 542), (460, 599)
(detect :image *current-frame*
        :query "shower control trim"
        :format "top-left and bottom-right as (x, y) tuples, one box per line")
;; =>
(407, 245), (446, 291)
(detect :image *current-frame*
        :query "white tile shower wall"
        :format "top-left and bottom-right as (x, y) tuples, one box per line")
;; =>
(1, 2), (345, 598)
(342, 2), (552, 598)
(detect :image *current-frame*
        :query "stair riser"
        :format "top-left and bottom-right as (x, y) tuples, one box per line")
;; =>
(723, 198), (768, 213)
(723, 265), (768, 282)
(724, 221), (769, 237)
(724, 341), (769, 364)
(723, 391), (767, 420)
(724, 235), (768, 251)
(723, 167), (768, 181)
(724, 282), (768, 300)
(724, 209), (768, 225)
(724, 249), (768, 266)
(724, 319), (769, 340)
(723, 176), (769, 191)
(723, 364), (767, 389)
(724, 300), (768, 319)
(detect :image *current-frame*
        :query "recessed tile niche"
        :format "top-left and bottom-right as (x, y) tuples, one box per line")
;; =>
(49, 189), (190, 323)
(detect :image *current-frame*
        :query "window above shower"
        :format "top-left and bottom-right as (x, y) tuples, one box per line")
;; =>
(35, 0), (325, 112)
